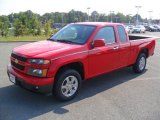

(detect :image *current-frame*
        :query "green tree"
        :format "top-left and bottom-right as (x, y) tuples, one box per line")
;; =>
(14, 18), (28, 36)
(132, 14), (143, 24)
(115, 13), (126, 23)
(1, 9), (148, 37)
(13, 10), (41, 36)
(98, 14), (107, 22)
(31, 16), (41, 35)
(0, 16), (9, 37)
(44, 20), (52, 36)
(13, 12), (29, 36)
(91, 11), (99, 22)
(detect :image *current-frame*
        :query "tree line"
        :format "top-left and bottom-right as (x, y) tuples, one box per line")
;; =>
(0, 10), (145, 37)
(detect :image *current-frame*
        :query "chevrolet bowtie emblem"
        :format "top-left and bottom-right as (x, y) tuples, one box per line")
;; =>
(15, 59), (18, 64)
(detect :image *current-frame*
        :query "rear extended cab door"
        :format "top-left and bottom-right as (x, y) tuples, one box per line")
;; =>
(116, 25), (131, 67)
(88, 25), (120, 77)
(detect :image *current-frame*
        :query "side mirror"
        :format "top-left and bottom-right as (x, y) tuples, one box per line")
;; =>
(93, 39), (105, 47)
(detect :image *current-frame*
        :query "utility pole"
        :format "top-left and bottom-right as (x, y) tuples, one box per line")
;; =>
(110, 11), (114, 23)
(87, 7), (90, 21)
(115, 16), (118, 23)
(61, 13), (64, 26)
(159, 13), (160, 25)
(128, 14), (132, 25)
(148, 11), (153, 25)
(11, 13), (14, 27)
(94, 13), (97, 22)
(135, 6), (141, 25)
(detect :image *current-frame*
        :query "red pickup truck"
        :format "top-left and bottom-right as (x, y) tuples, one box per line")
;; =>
(7, 22), (155, 101)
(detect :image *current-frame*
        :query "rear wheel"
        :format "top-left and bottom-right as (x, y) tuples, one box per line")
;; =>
(53, 69), (82, 101)
(133, 53), (146, 73)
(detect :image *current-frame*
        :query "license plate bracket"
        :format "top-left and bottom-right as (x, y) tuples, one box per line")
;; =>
(9, 73), (16, 84)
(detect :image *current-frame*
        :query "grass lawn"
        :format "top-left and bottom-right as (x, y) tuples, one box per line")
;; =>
(0, 35), (49, 41)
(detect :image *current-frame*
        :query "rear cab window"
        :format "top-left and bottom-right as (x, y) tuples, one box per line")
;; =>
(94, 26), (116, 44)
(117, 25), (128, 42)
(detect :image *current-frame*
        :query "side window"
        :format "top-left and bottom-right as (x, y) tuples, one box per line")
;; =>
(117, 25), (127, 42)
(94, 27), (116, 44)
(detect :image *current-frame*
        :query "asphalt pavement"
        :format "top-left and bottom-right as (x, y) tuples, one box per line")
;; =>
(0, 32), (160, 120)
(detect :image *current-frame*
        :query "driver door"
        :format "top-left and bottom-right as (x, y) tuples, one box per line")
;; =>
(88, 26), (120, 77)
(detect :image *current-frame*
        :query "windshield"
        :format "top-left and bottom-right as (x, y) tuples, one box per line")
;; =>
(49, 24), (96, 44)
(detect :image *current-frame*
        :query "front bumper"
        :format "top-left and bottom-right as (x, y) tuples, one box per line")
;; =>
(7, 64), (54, 94)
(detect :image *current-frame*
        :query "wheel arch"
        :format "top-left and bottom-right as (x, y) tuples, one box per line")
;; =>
(55, 61), (85, 82)
(139, 48), (149, 58)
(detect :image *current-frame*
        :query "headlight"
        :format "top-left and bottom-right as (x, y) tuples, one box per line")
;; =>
(27, 68), (48, 77)
(29, 59), (50, 65)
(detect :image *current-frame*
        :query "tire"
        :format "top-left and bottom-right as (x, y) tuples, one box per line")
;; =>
(53, 69), (82, 101)
(133, 53), (146, 73)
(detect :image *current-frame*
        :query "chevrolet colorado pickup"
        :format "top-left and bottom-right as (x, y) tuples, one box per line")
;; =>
(7, 22), (155, 101)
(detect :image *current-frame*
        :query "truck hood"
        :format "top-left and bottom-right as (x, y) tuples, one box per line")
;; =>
(13, 40), (84, 59)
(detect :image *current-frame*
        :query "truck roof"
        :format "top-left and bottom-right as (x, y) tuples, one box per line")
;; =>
(75, 22), (124, 27)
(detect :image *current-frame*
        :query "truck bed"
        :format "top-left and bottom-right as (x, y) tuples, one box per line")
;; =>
(129, 35), (151, 41)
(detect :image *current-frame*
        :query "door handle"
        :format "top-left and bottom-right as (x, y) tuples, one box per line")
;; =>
(113, 46), (119, 50)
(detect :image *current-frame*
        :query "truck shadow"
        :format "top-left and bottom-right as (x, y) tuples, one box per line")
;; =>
(0, 67), (147, 120)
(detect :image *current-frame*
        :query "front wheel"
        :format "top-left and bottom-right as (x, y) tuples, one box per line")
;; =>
(133, 53), (146, 73)
(53, 69), (82, 101)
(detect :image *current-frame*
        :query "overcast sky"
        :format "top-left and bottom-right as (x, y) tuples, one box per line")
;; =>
(0, 0), (160, 19)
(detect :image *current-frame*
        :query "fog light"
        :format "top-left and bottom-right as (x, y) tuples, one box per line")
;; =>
(27, 68), (48, 77)
(35, 86), (39, 89)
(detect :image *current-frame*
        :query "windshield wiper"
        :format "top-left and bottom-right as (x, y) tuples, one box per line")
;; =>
(48, 39), (78, 44)
(57, 40), (76, 44)
(47, 38), (57, 41)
